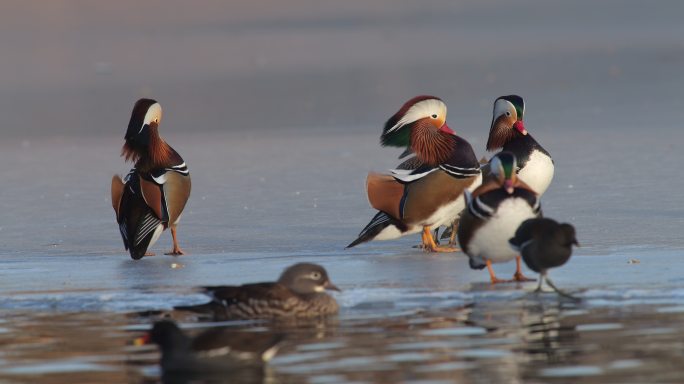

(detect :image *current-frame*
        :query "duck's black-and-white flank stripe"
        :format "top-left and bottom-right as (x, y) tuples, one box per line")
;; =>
(465, 194), (495, 219)
(440, 164), (481, 178)
(150, 162), (189, 184)
(168, 162), (189, 175)
(391, 168), (437, 183)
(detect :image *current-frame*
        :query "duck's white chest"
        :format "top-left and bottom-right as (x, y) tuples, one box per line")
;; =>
(373, 223), (421, 241)
(518, 150), (554, 196)
(467, 198), (538, 265)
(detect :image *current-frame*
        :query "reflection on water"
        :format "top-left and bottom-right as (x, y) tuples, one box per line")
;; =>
(3, 292), (684, 383)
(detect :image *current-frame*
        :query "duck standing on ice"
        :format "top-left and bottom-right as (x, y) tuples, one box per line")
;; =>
(458, 152), (541, 283)
(442, 94), (554, 244)
(484, 95), (554, 195)
(111, 99), (191, 260)
(348, 96), (481, 252)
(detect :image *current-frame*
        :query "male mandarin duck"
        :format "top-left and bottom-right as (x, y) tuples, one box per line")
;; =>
(111, 99), (191, 260)
(458, 152), (541, 283)
(510, 218), (579, 297)
(380, 95), (457, 167)
(485, 95), (554, 196)
(174, 263), (340, 320)
(348, 96), (481, 252)
(441, 94), (554, 244)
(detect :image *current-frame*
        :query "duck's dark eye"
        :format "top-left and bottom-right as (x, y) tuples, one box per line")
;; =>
(311, 272), (321, 280)
(505, 111), (511, 117)
(431, 114), (438, 119)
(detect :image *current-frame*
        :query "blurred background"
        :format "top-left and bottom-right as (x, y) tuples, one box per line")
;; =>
(1, 0), (683, 138)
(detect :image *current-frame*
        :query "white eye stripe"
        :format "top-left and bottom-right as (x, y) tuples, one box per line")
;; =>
(490, 156), (503, 177)
(387, 99), (446, 133)
(139, 103), (162, 134)
(493, 99), (515, 120)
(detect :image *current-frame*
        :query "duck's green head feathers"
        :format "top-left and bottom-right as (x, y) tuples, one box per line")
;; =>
(487, 95), (528, 150)
(490, 151), (517, 193)
(381, 96), (447, 147)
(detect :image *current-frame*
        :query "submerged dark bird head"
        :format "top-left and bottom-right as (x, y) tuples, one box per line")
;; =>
(135, 320), (191, 353)
(135, 319), (284, 377)
(277, 263), (340, 295)
(487, 95), (528, 151)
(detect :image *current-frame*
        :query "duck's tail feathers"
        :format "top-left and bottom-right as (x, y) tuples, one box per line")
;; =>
(346, 212), (396, 248)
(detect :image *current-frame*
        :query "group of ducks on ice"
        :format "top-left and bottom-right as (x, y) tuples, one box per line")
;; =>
(114, 95), (579, 373)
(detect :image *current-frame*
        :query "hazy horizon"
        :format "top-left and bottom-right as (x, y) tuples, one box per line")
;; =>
(0, 0), (682, 139)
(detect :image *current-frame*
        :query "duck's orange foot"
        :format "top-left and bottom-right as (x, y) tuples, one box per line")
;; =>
(144, 252), (156, 257)
(512, 272), (535, 282)
(425, 246), (459, 253)
(490, 277), (512, 284)
(165, 248), (186, 256)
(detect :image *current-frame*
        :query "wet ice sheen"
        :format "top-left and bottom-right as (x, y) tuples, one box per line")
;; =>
(576, 323), (624, 332)
(5, 360), (116, 375)
(420, 327), (487, 336)
(540, 365), (604, 377)
(3, 252), (684, 382)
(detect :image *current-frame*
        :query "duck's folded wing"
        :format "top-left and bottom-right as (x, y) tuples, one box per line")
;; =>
(139, 177), (165, 222)
(175, 283), (295, 320)
(139, 168), (191, 225)
(204, 283), (293, 307)
(162, 171), (191, 225)
(111, 175), (125, 218)
(390, 164), (438, 183)
(112, 172), (162, 258)
(366, 172), (405, 220)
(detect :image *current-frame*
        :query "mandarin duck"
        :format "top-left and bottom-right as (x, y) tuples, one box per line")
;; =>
(458, 152), (541, 283)
(441, 95), (554, 244)
(484, 95), (554, 195)
(175, 263), (340, 320)
(348, 97), (481, 251)
(111, 99), (191, 260)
